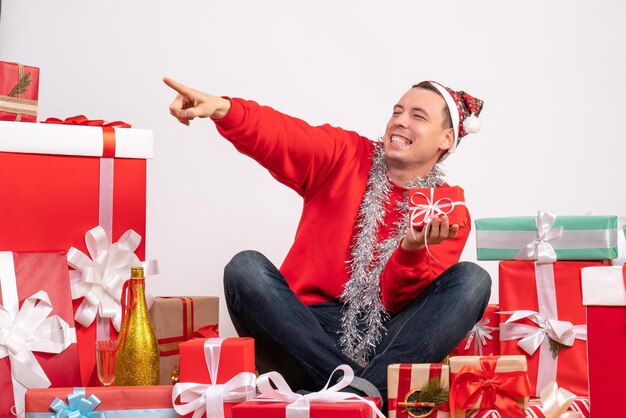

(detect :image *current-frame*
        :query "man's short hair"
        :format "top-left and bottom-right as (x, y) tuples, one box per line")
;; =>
(412, 81), (453, 130)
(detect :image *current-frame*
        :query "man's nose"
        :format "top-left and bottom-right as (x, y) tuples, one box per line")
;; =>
(394, 111), (409, 127)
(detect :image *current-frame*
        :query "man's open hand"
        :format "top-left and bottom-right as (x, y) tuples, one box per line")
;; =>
(401, 215), (460, 251)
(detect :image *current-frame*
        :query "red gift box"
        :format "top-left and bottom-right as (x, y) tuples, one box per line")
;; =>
(175, 337), (256, 418)
(449, 356), (531, 418)
(231, 398), (383, 418)
(408, 186), (468, 229)
(25, 386), (177, 417)
(0, 120), (153, 386)
(454, 304), (499, 356)
(0, 61), (39, 122)
(498, 260), (606, 397)
(387, 363), (450, 418)
(149, 296), (219, 385)
(581, 265), (626, 418)
(232, 365), (383, 418)
(0, 251), (81, 417)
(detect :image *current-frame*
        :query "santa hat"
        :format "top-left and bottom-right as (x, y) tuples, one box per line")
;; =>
(426, 81), (484, 161)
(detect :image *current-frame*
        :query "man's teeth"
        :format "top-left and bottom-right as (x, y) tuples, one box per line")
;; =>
(391, 135), (412, 145)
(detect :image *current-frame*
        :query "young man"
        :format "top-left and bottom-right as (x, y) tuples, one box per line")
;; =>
(164, 77), (491, 404)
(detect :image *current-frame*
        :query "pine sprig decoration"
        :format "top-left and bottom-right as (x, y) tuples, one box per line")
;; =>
(402, 377), (450, 418)
(549, 338), (570, 359)
(418, 376), (449, 406)
(8, 72), (32, 97)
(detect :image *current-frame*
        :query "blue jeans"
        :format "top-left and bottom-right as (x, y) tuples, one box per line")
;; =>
(224, 250), (491, 402)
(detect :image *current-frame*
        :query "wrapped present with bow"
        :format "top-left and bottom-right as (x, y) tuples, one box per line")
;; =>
(0, 117), (153, 385)
(467, 382), (587, 417)
(498, 260), (606, 396)
(149, 296), (219, 385)
(387, 363), (450, 418)
(475, 211), (618, 261)
(581, 265), (626, 418)
(0, 251), (81, 418)
(449, 355), (531, 418)
(408, 186), (468, 230)
(174, 337), (256, 418)
(231, 365), (385, 418)
(0, 61), (39, 122)
(454, 304), (499, 356)
(25, 386), (178, 418)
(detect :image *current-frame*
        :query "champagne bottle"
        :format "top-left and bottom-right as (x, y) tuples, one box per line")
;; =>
(114, 267), (160, 385)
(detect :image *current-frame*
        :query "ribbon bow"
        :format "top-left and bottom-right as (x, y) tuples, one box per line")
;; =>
(67, 226), (157, 331)
(43, 115), (131, 128)
(515, 210), (563, 263)
(538, 382), (581, 418)
(0, 291), (76, 389)
(408, 188), (465, 260)
(409, 188), (460, 228)
(450, 357), (531, 418)
(499, 310), (587, 357)
(49, 388), (105, 418)
(464, 318), (498, 355)
(172, 338), (257, 418)
(255, 365), (386, 418)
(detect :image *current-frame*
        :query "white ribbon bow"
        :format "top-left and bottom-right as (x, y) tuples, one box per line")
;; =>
(255, 365), (386, 418)
(409, 188), (462, 228)
(499, 310), (586, 356)
(172, 338), (257, 418)
(464, 318), (498, 355)
(67, 226), (157, 331)
(515, 210), (563, 264)
(408, 188), (465, 260)
(539, 382), (582, 418)
(0, 291), (76, 389)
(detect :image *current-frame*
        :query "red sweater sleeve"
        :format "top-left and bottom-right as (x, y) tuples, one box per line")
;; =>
(380, 219), (471, 314)
(214, 97), (367, 197)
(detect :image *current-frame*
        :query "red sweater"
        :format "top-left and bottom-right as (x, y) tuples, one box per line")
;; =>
(215, 98), (469, 314)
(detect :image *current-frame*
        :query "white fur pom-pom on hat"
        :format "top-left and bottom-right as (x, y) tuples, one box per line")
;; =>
(462, 114), (481, 134)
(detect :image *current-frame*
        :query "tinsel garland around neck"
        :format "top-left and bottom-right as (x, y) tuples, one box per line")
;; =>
(339, 142), (446, 367)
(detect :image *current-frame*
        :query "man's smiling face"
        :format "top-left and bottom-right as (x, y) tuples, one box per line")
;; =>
(383, 87), (454, 172)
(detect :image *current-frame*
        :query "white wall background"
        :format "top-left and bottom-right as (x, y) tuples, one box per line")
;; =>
(1, 0), (625, 337)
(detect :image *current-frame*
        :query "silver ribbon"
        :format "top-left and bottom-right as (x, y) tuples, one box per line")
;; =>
(514, 210), (563, 263)
(463, 318), (498, 355)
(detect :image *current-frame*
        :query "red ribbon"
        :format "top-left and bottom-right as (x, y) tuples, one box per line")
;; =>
(388, 364), (448, 417)
(42, 115), (131, 158)
(449, 356), (531, 418)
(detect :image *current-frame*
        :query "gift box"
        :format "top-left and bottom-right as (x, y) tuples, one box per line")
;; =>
(0, 121), (152, 386)
(409, 186), (468, 229)
(0, 251), (81, 418)
(388, 363), (450, 418)
(25, 386), (178, 418)
(449, 355), (531, 418)
(232, 365), (384, 418)
(149, 296), (219, 384)
(231, 398), (383, 418)
(0, 119), (153, 386)
(454, 304), (499, 356)
(0, 61), (39, 122)
(475, 211), (618, 261)
(581, 265), (626, 418)
(174, 337), (256, 418)
(498, 260), (606, 397)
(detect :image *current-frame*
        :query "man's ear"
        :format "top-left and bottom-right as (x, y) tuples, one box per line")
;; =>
(439, 128), (455, 151)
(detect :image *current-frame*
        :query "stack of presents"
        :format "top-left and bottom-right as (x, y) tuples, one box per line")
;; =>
(1, 60), (624, 418)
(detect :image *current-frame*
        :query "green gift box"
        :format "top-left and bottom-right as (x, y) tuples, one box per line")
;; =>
(475, 211), (618, 261)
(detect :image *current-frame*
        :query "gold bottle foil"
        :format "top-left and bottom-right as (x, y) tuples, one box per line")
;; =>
(115, 267), (160, 385)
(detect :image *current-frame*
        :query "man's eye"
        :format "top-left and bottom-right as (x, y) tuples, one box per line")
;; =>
(413, 114), (424, 119)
